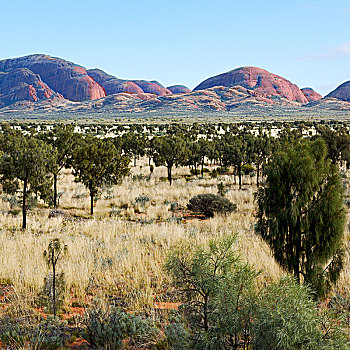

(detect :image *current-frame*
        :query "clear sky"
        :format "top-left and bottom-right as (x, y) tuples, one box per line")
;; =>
(1, 0), (350, 96)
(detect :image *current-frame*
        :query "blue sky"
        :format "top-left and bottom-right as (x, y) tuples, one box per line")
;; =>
(1, 0), (350, 95)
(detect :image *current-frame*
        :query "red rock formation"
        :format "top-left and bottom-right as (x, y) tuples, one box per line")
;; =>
(87, 69), (143, 95)
(0, 55), (105, 102)
(132, 80), (172, 96)
(167, 85), (192, 94)
(301, 88), (322, 102)
(87, 69), (172, 96)
(194, 66), (308, 104)
(0, 68), (63, 108)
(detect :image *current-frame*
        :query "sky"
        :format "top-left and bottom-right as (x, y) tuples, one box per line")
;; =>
(1, 0), (350, 96)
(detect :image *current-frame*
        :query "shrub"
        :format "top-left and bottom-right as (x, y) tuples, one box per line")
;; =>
(217, 182), (226, 197)
(165, 236), (258, 350)
(165, 316), (190, 350)
(187, 193), (236, 217)
(210, 169), (218, 179)
(252, 277), (349, 350)
(0, 316), (69, 350)
(216, 166), (229, 175)
(242, 164), (255, 175)
(83, 307), (160, 349)
(134, 194), (151, 207)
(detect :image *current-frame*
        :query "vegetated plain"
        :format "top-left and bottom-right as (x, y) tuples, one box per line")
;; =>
(0, 120), (348, 349)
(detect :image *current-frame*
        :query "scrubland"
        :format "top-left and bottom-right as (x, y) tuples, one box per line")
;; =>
(0, 156), (348, 318)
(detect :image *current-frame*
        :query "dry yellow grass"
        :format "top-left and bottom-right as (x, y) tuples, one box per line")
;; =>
(0, 157), (348, 313)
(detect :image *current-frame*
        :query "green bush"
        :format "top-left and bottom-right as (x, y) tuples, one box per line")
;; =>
(165, 236), (257, 350)
(187, 193), (237, 217)
(166, 239), (349, 350)
(242, 164), (255, 175)
(165, 316), (190, 350)
(82, 307), (160, 349)
(210, 169), (218, 179)
(216, 166), (229, 175)
(252, 277), (349, 350)
(0, 315), (68, 350)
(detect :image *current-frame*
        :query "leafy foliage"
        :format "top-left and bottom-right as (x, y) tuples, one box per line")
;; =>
(72, 135), (130, 214)
(256, 138), (346, 297)
(187, 193), (237, 217)
(0, 127), (54, 229)
(83, 307), (160, 349)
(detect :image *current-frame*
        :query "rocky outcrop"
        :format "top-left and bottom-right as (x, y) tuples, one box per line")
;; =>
(167, 85), (192, 94)
(87, 69), (143, 95)
(87, 68), (171, 96)
(325, 81), (350, 102)
(130, 80), (172, 96)
(0, 68), (63, 108)
(194, 66), (309, 104)
(0, 54), (106, 102)
(301, 88), (322, 102)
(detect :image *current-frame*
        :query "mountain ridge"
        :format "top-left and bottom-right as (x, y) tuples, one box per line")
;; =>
(1, 54), (350, 117)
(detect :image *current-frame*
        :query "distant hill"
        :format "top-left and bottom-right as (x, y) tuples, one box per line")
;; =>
(325, 81), (350, 102)
(6, 54), (350, 119)
(194, 66), (322, 104)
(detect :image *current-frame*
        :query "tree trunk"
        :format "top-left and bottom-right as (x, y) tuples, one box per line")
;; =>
(90, 185), (94, 215)
(134, 156), (137, 167)
(22, 177), (27, 230)
(238, 166), (242, 189)
(294, 218), (301, 283)
(52, 252), (56, 316)
(203, 295), (209, 332)
(53, 173), (58, 209)
(256, 162), (260, 187)
(201, 158), (204, 176)
(167, 166), (172, 185)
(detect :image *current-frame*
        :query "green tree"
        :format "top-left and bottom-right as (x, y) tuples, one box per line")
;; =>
(222, 134), (252, 189)
(256, 139), (346, 297)
(72, 135), (130, 215)
(38, 124), (76, 208)
(250, 131), (272, 187)
(121, 131), (147, 167)
(152, 135), (188, 185)
(0, 128), (54, 229)
(317, 125), (350, 165)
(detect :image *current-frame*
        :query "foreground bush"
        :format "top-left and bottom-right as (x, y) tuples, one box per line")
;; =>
(83, 307), (160, 349)
(166, 237), (349, 350)
(0, 315), (72, 350)
(187, 193), (237, 217)
(253, 277), (349, 350)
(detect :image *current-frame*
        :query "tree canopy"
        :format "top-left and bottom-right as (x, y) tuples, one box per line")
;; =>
(255, 138), (346, 297)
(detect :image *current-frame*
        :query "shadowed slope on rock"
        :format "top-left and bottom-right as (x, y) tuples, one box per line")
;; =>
(87, 68), (172, 96)
(167, 85), (192, 94)
(194, 66), (309, 103)
(325, 81), (350, 102)
(0, 54), (106, 102)
(0, 68), (64, 108)
(87, 69), (144, 95)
